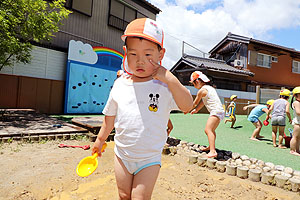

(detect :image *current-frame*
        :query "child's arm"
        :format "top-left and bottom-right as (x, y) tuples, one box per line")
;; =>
(167, 119), (173, 136)
(150, 60), (193, 112)
(92, 115), (115, 156)
(293, 101), (300, 116)
(243, 104), (259, 110)
(285, 102), (292, 123)
(190, 88), (207, 114)
(266, 104), (274, 120)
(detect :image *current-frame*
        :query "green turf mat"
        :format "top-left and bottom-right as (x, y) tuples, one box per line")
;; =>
(170, 113), (299, 171)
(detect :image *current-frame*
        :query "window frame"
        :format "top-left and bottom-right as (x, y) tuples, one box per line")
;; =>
(108, 0), (148, 31)
(292, 60), (300, 74)
(257, 52), (271, 68)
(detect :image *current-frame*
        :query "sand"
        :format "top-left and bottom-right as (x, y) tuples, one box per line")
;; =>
(0, 140), (299, 200)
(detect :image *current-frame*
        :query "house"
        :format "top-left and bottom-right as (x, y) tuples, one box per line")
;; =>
(0, 0), (160, 114)
(170, 54), (256, 114)
(209, 32), (300, 90)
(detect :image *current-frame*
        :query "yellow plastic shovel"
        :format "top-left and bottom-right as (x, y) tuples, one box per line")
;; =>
(76, 143), (107, 177)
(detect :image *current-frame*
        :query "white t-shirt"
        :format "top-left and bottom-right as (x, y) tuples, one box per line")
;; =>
(103, 76), (178, 162)
(201, 85), (224, 114)
(292, 102), (300, 125)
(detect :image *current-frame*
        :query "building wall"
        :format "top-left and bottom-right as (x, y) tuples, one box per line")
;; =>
(247, 43), (300, 88)
(1, 46), (67, 81)
(49, 0), (157, 54)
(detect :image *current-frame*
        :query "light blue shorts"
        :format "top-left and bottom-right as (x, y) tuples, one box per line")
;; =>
(120, 155), (161, 175)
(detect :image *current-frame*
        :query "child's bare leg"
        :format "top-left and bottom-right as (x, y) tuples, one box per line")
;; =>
(250, 121), (262, 141)
(272, 126), (278, 147)
(131, 165), (160, 200)
(114, 155), (133, 200)
(278, 126), (286, 148)
(204, 116), (220, 157)
(290, 125), (300, 155)
(230, 116), (236, 128)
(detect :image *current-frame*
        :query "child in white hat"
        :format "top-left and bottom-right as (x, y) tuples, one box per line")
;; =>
(92, 18), (193, 199)
(187, 71), (225, 158)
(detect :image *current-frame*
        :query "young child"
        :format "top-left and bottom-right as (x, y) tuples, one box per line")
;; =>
(92, 18), (193, 199)
(116, 69), (124, 78)
(290, 86), (300, 156)
(187, 71), (225, 158)
(243, 100), (274, 141)
(224, 95), (237, 128)
(266, 89), (292, 148)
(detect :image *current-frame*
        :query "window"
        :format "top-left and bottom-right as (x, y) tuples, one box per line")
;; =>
(72, 0), (93, 16)
(292, 60), (300, 74)
(257, 53), (271, 68)
(108, 0), (148, 31)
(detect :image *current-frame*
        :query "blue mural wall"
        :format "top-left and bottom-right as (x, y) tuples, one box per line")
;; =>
(64, 40), (123, 114)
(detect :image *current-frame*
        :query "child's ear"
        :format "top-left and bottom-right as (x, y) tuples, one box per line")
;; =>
(159, 48), (166, 61)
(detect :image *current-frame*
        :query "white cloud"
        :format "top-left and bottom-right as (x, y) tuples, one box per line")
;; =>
(68, 40), (98, 64)
(148, 0), (300, 69)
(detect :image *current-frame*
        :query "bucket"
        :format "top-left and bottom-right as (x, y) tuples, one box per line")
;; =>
(284, 136), (292, 148)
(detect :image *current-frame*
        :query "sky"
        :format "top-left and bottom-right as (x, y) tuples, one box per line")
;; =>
(148, 0), (300, 69)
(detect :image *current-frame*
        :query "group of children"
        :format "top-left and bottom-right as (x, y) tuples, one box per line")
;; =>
(91, 18), (299, 199)
(225, 88), (300, 156)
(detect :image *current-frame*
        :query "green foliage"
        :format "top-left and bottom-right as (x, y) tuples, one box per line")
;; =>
(0, 0), (71, 70)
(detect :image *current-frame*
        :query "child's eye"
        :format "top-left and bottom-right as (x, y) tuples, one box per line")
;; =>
(129, 53), (136, 56)
(146, 54), (152, 56)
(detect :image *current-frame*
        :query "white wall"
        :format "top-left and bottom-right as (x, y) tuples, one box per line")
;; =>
(1, 46), (67, 81)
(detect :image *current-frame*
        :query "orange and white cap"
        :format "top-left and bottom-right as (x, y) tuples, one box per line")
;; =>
(121, 18), (164, 75)
(189, 71), (210, 83)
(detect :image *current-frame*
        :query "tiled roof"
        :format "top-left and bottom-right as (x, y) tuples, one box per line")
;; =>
(209, 32), (300, 55)
(181, 55), (254, 76)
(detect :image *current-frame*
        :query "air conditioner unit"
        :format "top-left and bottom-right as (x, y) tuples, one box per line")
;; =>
(234, 59), (243, 67)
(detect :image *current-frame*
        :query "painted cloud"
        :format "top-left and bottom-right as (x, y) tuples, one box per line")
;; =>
(68, 40), (98, 64)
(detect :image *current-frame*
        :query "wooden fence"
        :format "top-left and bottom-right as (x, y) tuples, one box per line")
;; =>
(0, 74), (64, 114)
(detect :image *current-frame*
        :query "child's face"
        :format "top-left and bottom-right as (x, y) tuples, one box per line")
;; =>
(126, 37), (164, 79)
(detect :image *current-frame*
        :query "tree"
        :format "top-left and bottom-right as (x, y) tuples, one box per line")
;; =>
(0, 0), (71, 70)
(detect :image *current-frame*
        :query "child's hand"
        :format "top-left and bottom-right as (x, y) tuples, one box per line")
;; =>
(190, 109), (198, 115)
(150, 60), (170, 83)
(92, 138), (106, 157)
(243, 106), (247, 111)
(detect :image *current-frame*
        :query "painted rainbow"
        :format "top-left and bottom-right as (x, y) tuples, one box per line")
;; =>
(93, 47), (123, 60)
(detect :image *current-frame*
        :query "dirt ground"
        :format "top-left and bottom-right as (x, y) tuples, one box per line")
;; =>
(0, 140), (299, 200)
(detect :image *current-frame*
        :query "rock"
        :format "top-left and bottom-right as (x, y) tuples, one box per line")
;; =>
(261, 172), (274, 185)
(249, 164), (256, 169)
(223, 155), (231, 160)
(265, 162), (275, 169)
(271, 170), (281, 176)
(289, 177), (300, 192)
(248, 169), (262, 182)
(263, 167), (271, 172)
(274, 175), (289, 188)
(216, 161), (226, 173)
(162, 146), (170, 155)
(197, 157), (207, 167)
(188, 155), (198, 164)
(274, 165), (285, 171)
(257, 160), (265, 168)
(249, 158), (258, 164)
(237, 166), (249, 179)
(193, 144), (199, 149)
(232, 152), (240, 160)
(207, 158), (217, 169)
(169, 146), (177, 155)
(180, 140), (187, 147)
(242, 160), (251, 167)
(240, 155), (249, 161)
(293, 170), (300, 177)
(187, 142), (194, 147)
(284, 167), (293, 175)
(280, 172), (292, 178)
(226, 164), (237, 176)
(235, 159), (243, 165)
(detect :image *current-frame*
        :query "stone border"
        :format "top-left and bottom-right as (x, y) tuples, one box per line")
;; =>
(165, 137), (300, 193)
